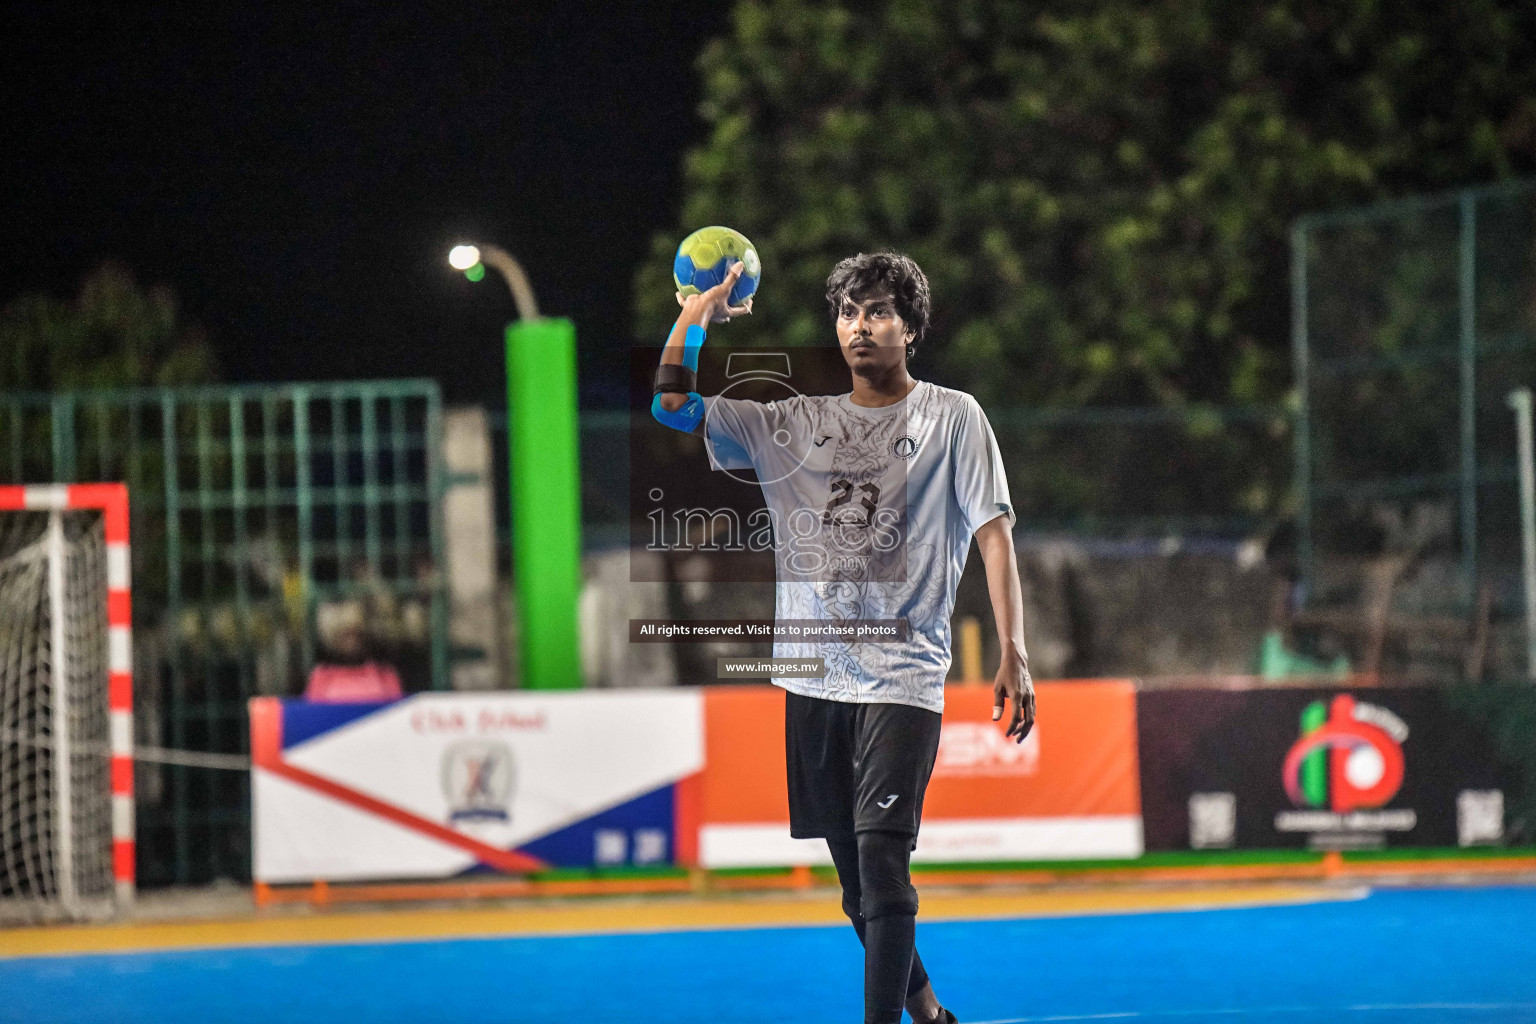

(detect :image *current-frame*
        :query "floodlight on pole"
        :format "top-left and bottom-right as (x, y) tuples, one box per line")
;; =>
(447, 241), (580, 691)
(447, 242), (540, 321)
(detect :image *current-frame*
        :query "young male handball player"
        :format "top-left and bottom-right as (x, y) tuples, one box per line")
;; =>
(653, 253), (1035, 1024)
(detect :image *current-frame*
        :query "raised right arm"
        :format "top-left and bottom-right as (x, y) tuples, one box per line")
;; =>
(652, 262), (750, 431)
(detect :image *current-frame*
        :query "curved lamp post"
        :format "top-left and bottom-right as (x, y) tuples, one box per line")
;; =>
(449, 244), (540, 320)
(450, 243), (581, 691)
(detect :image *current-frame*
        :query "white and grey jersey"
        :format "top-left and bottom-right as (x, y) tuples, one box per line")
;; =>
(703, 379), (1013, 714)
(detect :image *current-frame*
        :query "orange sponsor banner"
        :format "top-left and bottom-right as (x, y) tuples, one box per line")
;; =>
(693, 681), (1142, 867)
(926, 682), (1141, 819)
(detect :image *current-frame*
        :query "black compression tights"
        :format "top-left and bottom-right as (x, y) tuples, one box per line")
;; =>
(826, 831), (929, 1024)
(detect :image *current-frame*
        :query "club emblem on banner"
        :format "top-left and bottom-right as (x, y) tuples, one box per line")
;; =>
(1275, 693), (1415, 839)
(1282, 694), (1405, 812)
(442, 739), (516, 823)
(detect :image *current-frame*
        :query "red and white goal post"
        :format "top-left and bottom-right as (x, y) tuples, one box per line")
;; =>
(0, 484), (132, 920)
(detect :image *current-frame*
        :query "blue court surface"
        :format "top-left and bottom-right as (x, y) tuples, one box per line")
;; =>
(3, 885), (1534, 1024)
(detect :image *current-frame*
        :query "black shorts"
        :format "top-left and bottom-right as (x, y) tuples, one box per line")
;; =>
(784, 690), (943, 843)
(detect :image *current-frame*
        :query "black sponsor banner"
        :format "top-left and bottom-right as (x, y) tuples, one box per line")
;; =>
(1137, 686), (1525, 851)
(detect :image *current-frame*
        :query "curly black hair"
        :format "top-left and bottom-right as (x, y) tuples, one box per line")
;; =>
(824, 251), (932, 360)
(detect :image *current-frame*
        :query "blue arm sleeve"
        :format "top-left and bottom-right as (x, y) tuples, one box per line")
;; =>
(651, 324), (706, 432)
(681, 323), (704, 372)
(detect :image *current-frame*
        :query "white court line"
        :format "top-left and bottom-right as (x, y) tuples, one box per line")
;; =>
(970, 1013), (1281, 1023)
(971, 1005), (1536, 1023)
(1348, 1005), (1536, 1013)
(971, 1016), (1139, 1023)
(921, 885), (1370, 931)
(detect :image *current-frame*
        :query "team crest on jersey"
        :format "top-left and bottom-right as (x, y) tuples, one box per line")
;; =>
(890, 434), (920, 460)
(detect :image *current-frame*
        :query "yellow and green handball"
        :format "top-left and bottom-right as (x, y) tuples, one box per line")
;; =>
(673, 226), (761, 306)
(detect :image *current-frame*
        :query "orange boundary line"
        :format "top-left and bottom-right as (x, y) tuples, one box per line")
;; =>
(254, 876), (698, 906)
(251, 856), (1536, 908)
(914, 855), (1536, 887)
(2, 883), (1358, 959)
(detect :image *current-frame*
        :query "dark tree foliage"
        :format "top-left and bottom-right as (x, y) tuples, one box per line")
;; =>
(636, 0), (1536, 408)
(0, 261), (216, 392)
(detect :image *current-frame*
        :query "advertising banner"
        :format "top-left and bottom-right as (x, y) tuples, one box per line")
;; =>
(696, 681), (1143, 867)
(1137, 686), (1521, 851)
(251, 691), (704, 883)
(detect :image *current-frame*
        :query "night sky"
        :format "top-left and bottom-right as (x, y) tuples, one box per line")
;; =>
(3, 4), (728, 407)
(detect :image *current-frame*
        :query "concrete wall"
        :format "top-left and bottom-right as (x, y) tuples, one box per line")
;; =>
(442, 406), (501, 691)
(560, 537), (1281, 686)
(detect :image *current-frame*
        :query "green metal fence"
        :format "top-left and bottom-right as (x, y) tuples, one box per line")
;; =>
(987, 405), (1291, 538)
(1294, 178), (1536, 614)
(0, 381), (447, 885)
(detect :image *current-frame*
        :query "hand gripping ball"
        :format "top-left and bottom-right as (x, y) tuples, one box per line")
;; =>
(673, 226), (761, 307)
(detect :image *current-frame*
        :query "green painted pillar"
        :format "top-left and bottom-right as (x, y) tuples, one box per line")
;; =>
(505, 317), (583, 689)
